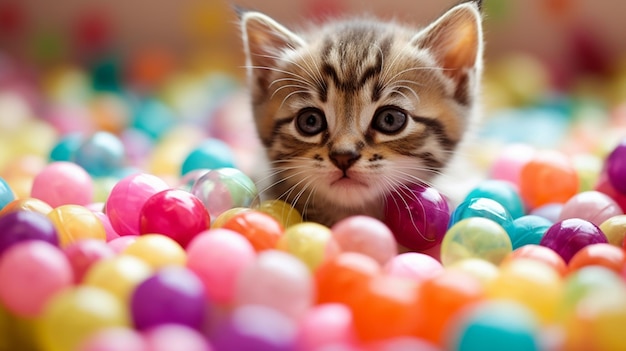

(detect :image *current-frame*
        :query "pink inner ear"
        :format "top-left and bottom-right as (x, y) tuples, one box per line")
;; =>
(441, 22), (479, 73)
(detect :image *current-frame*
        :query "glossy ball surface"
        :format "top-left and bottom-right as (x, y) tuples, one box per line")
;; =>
(122, 234), (186, 269)
(508, 215), (552, 249)
(47, 204), (106, 247)
(221, 210), (284, 251)
(181, 138), (235, 175)
(256, 199), (303, 228)
(384, 184), (450, 251)
(73, 131), (125, 177)
(540, 218), (608, 263)
(277, 222), (340, 271)
(558, 190), (622, 226)
(441, 217), (513, 267)
(502, 244), (567, 277)
(606, 138), (626, 194)
(519, 151), (578, 209)
(383, 252), (443, 283)
(568, 243), (626, 274)
(464, 180), (525, 219)
(83, 255), (153, 303)
(31, 161), (93, 207)
(0, 177), (16, 210)
(0, 210), (58, 255)
(63, 239), (115, 283)
(331, 215), (397, 265)
(139, 189), (210, 247)
(599, 215), (626, 246)
(450, 197), (514, 233)
(190, 167), (257, 220)
(143, 324), (212, 351)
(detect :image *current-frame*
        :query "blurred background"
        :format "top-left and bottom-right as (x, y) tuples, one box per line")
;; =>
(0, 0), (625, 197)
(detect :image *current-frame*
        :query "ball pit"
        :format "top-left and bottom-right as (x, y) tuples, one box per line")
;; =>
(1, 43), (626, 351)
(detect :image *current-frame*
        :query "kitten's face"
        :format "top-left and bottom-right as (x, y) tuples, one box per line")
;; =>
(242, 2), (483, 224)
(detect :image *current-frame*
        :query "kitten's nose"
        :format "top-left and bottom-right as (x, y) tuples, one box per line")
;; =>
(329, 150), (361, 172)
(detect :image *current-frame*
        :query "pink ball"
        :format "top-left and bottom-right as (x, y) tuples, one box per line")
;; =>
(490, 143), (535, 185)
(108, 235), (139, 254)
(383, 252), (444, 283)
(77, 327), (147, 351)
(31, 161), (93, 207)
(143, 324), (212, 351)
(331, 216), (397, 265)
(0, 241), (73, 317)
(93, 211), (120, 241)
(558, 190), (623, 226)
(297, 303), (357, 351)
(63, 239), (115, 283)
(235, 250), (314, 320)
(105, 173), (169, 236)
(139, 189), (211, 248)
(186, 229), (256, 304)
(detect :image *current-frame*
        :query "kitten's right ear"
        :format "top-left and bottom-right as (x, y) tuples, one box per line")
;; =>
(241, 12), (305, 72)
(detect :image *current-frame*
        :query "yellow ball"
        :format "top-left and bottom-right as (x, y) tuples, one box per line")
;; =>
(256, 199), (302, 228)
(47, 205), (106, 247)
(599, 215), (626, 247)
(0, 197), (53, 216)
(211, 207), (251, 228)
(83, 255), (153, 303)
(276, 222), (340, 271)
(36, 286), (129, 351)
(447, 258), (500, 286)
(122, 234), (187, 269)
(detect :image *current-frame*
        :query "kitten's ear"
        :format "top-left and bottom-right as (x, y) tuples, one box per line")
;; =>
(241, 11), (305, 71)
(411, 2), (483, 81)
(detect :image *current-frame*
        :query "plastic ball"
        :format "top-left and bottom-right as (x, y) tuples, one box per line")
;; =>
(502, 244), (568, 277)
(235, 250), (314, 320)
(595, 168), (626, 212)
(83, 255), (153, 303)
(181, 138), (235, 175)
(211, 304), (297, 351)
(130, 266), (206, 331)
(63, 239), (116, 283)
(122, 234), (186, 269)
(105, 173), (169, 236)
(143, 324), (213, 351)
(186, 229), (256, 304)
(447, 258), (500, 285)
(0, 210), (58, 255)
(315, 252), (381, 305)
(540, 218), (608, 263)
(210, 207), (251, 228)
(384, 184), (450, 251)
(331, 215), (397, 266)
(139, 189), (211, 247)
(464, 180), (525, 219)
(599, 215), (626, 246)
(178, 168), (210, 192)
(92, 211), (120, 241)
(606, 138), (626, 194)
(529, 203), (563, 223)
(221, 210), (284, 251)
(277, 222), (340, 271)
(297, 303), (356, 351)
(447, 301), (540, 351)
(508, 215), (552, 249)
(47, 204), (106, 247)
(49, 133), (83, 162)
(37, 286), (129, 351)
(450, 197), (514, 233)
(256, 199), (303, 228)
(0, 241), (73, 317)
(383, 252), (444, 283)
(73, 131), (125, 177)
(560, 266), (626, 319)
(0, 197), (53, 216)
(568, 243), (626, 274)
(440, 217), (513, 267)
(489, 143), (535, 185)
(558, 191), (622, 225)
(519, 151), (579, 209)
(77, 327), (146, 351)
(131, 98), (177, 140)
(0, 176), (14, 211)
(190, 167), (257, 220)
(31, 161), (93, 207)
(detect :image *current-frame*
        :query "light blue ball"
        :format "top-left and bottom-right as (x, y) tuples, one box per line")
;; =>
(464, 180), (525, 219)
(49, 133), (83, 162)
(509, 215), (553, 249)
(132, 99), (176, 140)
(181, 139), (235, 175)
(450, 197), (514, 234)
(73, 131), (126, 177)
(0, 177), (15, 211)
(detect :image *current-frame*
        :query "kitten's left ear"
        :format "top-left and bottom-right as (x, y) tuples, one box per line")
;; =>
(411, 2), (483, 81)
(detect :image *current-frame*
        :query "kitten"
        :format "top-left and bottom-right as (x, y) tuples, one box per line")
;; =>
(241, 1), (484, 227)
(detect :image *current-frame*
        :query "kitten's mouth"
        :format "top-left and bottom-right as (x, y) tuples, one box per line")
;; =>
(330, 175), (368, 188)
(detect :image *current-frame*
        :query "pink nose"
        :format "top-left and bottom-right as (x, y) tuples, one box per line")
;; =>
(329, 150), (361, 171)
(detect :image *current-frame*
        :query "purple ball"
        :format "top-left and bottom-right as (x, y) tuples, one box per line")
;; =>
(539, 218), (608, 263)
(0, 211), (59, 256)
(607, 139), (626, 194)
(383, 184), (450, 251)
(211, 305), (297, 351)
(130, 266), (207, 331)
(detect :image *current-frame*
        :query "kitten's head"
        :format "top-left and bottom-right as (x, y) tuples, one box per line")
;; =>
(241, 1), (483, 223)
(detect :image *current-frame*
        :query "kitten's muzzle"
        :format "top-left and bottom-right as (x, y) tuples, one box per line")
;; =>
(329, 150), (361, 172)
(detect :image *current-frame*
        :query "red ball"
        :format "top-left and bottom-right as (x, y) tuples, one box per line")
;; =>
(139, 189), (210, 247)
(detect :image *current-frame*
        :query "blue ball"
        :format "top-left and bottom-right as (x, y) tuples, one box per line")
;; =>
(73, 131), (126, 177)
(464, 180), (525, 219)
(0, 177), (15, 211)
(49, 133), (83, 162)
(450, 301), (540, 351)
(132, 99), (176, 140)
(450, 197), (514, 234)
(181, 139), (235, 175)
(509, 215), (552, 249)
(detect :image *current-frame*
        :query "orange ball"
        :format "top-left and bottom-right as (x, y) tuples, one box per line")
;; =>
(568, 243), (626, 274)
(502, 244), (568, 277)
(221, 210), (284, 252)
(413, 270), (484, 345)
(315, 252), (380, 305)
(0, 198), (53, 216)
(519, 151), (579, 209)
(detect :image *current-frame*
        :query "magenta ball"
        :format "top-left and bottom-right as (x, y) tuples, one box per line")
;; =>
(331, 215), (397, 265)
(607, 139), (626, 194)
(211, 305), (297, 351)
(558, 191), (622, 226)
(539, 218), (608, 263)
(139, 189), (211, 247)
(105, 173), (169, 236)
(383, 184), (450, 251)
(0, 241), (73, 317)
(31, 161), (93, 207)
(0, 210), (59, 256)
(383, 252), (444, 283)
(143, 324), (212, 351)
(130, 266), (207, 331)
(63, 239), (115, 283)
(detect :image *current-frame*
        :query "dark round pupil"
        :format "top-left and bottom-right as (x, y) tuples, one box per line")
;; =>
(306, 115), (318, 126)
(384, 113), (395, 125)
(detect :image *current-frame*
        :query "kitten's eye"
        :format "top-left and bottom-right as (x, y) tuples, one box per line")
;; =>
(296, 108), (327, 136)
(372, 107), (408, 134)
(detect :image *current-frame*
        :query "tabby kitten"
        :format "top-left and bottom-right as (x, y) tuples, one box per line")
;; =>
(241, 1), (483, 226)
